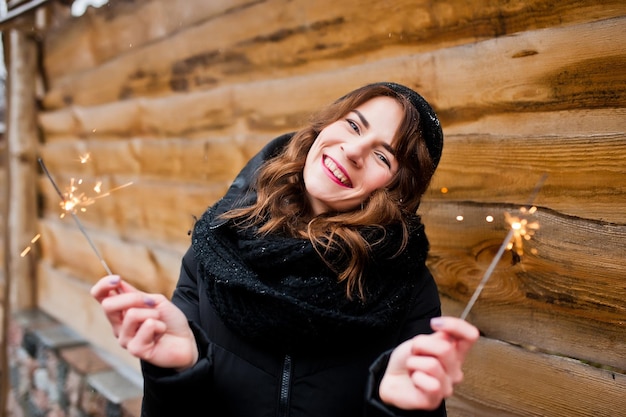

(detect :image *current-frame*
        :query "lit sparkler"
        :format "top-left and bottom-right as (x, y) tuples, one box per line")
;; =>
(38, 157), (131, 276)
(505, 207), (540, 257)
(58, 176), (132, 218)
(460, 174), (547, 320)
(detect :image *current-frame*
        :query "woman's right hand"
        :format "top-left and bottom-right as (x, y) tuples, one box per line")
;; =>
(379, 317), (479, 410)
(90, 275), (199, 371)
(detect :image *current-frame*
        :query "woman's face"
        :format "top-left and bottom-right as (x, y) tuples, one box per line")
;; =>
(303, 96), (403, 215)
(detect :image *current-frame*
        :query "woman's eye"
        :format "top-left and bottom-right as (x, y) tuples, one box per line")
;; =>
(347, 119), (360, 134)
(376, 153), (391, 168)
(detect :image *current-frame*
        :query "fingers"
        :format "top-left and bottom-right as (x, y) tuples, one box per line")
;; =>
(409, 333), (464, 383)
(430, 317), (480, 345)
(381, 318), (479, 411)
(408, 318), (479, 385)
(117, 307), (161, 348)
(91, 275), (159, 338)
(409, 371), (450, 409)
(100, 292), (155, 317)
(91, 275), (122, 302)
(90, 275), (198, 368)
(406, 356), (454, 398)
(125, 318), (167, 358)
(91, 275), (144, 302)
(93, 275), (162, 317)
(430, 316), (480, 363)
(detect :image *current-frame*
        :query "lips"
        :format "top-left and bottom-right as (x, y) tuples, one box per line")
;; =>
(323, 156), (352, 187)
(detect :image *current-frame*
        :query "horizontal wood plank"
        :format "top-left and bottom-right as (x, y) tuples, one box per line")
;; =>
(426, 132), (626, 224)
(39, 134), (271, 183)
(443, 108), (626, 137)
(447, 337), (626, 417)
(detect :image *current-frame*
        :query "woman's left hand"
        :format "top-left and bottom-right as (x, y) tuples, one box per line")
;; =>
(379, 317), (479, 410)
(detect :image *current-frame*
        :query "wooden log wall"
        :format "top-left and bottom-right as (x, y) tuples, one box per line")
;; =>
(27, 0), (626, 415)
(1, 19), (42, 415)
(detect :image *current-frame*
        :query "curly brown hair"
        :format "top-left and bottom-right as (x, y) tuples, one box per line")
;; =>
(222, 83), (439, 299)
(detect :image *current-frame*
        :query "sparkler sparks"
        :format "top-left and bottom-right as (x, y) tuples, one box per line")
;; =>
(58, 176), (132, 218)
(20, 234), (41, 257)
(78, 153), (91, 163)
(37, 157), (132, 276)
(505, 207), (540, 256)
(459, 174), (547, 321)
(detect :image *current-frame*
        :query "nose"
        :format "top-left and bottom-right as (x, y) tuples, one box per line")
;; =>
(341, 140), (368, 167)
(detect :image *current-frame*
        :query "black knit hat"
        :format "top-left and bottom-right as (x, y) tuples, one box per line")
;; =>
(371, 82), (444, 169)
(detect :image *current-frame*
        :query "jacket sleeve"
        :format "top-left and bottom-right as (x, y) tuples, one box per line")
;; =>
(364, 264), (447, 417)
(139, 249), (216, 417)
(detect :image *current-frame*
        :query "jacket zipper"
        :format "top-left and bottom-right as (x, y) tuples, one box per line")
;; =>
(277, 354), (292, 417)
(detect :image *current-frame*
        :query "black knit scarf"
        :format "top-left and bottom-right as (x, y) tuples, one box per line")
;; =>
(191, 204), (431, 354)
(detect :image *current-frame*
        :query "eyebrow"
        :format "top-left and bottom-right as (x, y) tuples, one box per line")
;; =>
(352, 110), (396, 156)
(352, 110), (370, 129)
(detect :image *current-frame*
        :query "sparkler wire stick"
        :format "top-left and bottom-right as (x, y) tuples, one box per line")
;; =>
(459, 174), (548, 321)
(38, 158), (113, 276)
(459, 228), (514, 320)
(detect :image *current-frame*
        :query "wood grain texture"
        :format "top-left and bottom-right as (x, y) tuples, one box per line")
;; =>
(39, 17), (626, 139)
(426, 132), (626, 224)
(3, 27), (40, 310)
(447, 337), (626, 417)
(41, 0), (626, 109)
(444, 108), (626, 137)
(0, 143), (5, 273)
(43, 0), (256, 80)
(420, 201), (626, 370)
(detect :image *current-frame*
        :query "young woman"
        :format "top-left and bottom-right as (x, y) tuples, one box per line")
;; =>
(91, 82), (479, 416)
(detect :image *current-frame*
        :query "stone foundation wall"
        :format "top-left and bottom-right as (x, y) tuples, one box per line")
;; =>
(7, 309), (142, 417)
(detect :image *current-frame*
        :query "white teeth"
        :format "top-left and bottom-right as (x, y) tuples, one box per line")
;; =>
(324, 157), (350, 185)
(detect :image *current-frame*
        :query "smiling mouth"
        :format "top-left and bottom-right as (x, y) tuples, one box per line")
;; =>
(323, 156), (352, 187)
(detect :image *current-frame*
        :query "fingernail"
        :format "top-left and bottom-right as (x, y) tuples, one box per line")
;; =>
(108, 275), (120, 285)
(144, 297), (155, 307)
(430, 317), (444, 329)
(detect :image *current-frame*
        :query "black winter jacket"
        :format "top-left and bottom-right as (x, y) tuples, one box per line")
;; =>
(140, 134), (446, 417)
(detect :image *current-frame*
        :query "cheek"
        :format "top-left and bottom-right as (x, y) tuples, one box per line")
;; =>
(365, 169), (394, 192)
(304, 139), (323, 167)
(303, 152), (318, 182)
